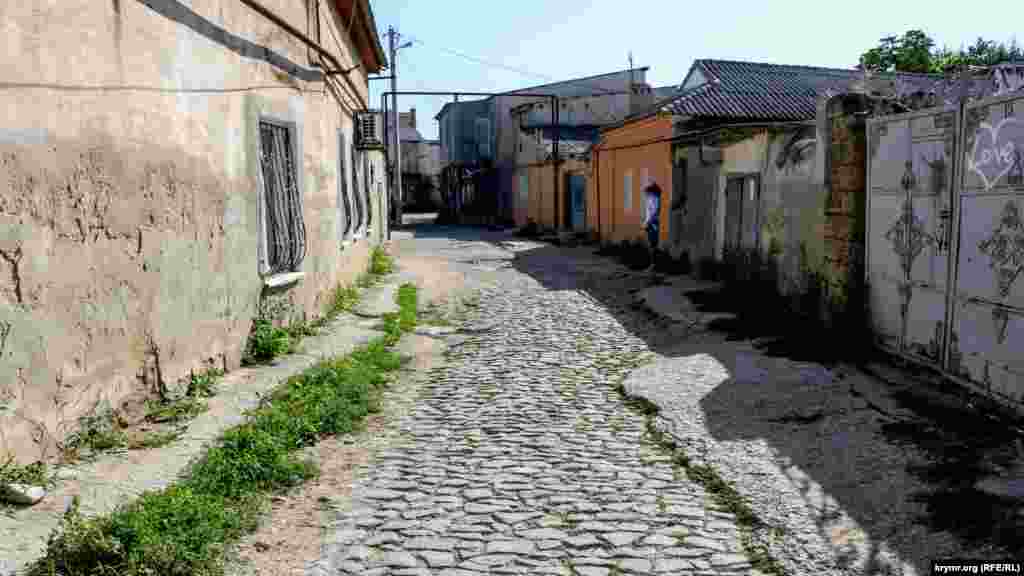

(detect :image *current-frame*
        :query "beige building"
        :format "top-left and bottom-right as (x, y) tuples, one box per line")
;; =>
(0, 0), (387, 463)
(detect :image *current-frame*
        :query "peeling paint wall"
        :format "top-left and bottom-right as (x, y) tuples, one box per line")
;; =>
(0, 0), (384, 463)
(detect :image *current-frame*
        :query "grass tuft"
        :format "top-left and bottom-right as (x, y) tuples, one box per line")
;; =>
(30, 286), (419, 576)
(369, 246), (394, 276)
(0, 455), (51, 487)
(380, 283), (419, 346)
(242, 320), (292, 365)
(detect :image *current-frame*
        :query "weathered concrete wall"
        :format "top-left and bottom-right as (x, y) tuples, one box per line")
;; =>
(0, 0), (383, 463)
(674, 146), (722, 263)
(589, 115), (673, 245)
(678, 125), (831, 303)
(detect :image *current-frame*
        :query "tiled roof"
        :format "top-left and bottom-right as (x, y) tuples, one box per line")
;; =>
(661, 59), (947, 121)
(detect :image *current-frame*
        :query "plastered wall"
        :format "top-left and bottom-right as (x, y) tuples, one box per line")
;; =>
(0, 0), (383, 463)
(589, 115), (673, 245)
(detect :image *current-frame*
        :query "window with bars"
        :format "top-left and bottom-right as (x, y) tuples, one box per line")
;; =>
(351, 144), (364, 234)
(366, 160), (374, 230)
(338, 131), (354, 242)
(258, 120), (306, 275)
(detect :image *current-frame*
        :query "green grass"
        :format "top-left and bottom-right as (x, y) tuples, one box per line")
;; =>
(146, 398), (208, 425)
(242, 319), (292, 365)
(369, 246), (394, 276)
(0, 455), (51, 487)
(29, 286), (419, 576)
(60, 410), (128, 459)
(127, 431), (181, 451)
(323, 284), (361, 319)
(145, 368), (224, 426)
(380, 283), (419, 346)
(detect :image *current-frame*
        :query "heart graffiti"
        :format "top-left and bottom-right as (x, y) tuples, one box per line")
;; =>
(969, 116), (1024, 191)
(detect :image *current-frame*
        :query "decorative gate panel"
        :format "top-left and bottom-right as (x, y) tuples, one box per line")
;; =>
(866, 107), (957, 362)
(951, 93), (1024, 402)
(904, 111), (958, 363)
(866, 113), (912, 350)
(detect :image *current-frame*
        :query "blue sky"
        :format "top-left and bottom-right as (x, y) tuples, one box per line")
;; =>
(369, 0), (1022, 140)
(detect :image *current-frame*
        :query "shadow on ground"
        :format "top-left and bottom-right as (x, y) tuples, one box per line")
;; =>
(400, 221), (1024, 573)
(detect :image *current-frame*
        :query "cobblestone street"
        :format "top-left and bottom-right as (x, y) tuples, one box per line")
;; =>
(312, 225), (762, 576)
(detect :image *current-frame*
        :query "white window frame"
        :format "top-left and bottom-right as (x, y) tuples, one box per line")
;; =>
(623, 170), (633, 212)
(255, 116), (305, 284)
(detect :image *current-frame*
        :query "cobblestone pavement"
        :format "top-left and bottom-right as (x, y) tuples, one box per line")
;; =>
(310, 227), (762, 576)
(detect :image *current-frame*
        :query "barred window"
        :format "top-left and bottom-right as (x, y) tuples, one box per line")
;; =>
(364, 156), (373, 230)
(258, 120), (305, 275)
(351, 144), (364, 234)
(339, 131), (353, 241)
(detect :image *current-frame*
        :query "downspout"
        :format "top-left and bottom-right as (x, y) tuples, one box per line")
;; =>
(238, 0), (369, 110)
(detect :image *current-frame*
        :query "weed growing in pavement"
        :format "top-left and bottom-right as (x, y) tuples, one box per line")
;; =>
(145, 398), (207, 425)
(380, 283), (419, 346)
(0, 455), (51, 488)
(126, 431), (181, 451)
(619, 390), (788, 576)
(145, 368), (225, 426)
(319, 284), (361, 323)
(369, 246), (394, 276)
(60, 407), (127, 460)
(242, 319), (292, 365)
(31, 286), (420, 576)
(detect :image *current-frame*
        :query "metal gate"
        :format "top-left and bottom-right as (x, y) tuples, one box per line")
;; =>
(866, 92), (1024, 405)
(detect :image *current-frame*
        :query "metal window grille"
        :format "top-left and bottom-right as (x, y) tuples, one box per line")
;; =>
(351, 144), (364, 232)
(258, 121), (306, 274)
(365, 159), (373, 229)
(339, 132), (353, 239)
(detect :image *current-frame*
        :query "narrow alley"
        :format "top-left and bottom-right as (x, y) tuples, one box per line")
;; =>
(308, 223), (759, 576)
(292, 219), (1022, 576)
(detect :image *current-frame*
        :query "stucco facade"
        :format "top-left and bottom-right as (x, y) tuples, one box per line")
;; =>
(513, 159), (587, 230)
(0, 0), (386, 463)
(589, 115), (674, 245)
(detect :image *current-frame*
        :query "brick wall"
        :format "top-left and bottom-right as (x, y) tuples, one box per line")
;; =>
(822, 99), (869, 322)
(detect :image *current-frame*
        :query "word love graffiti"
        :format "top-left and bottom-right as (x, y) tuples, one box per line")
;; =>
(969, 116), (1024, 191)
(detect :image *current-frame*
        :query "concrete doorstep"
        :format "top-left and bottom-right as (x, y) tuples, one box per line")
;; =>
(0, 280), (409, 575)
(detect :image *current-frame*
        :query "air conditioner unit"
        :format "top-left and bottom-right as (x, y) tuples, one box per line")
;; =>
(356, 111), (383, 149)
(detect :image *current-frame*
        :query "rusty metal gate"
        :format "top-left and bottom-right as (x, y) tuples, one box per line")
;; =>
(867, 92), (1024, 405)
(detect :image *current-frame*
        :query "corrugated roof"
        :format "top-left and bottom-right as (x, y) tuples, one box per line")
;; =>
(661, 59), (948, 121)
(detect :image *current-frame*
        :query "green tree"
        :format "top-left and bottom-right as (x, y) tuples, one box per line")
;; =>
(860, 31), (1023, 74)
(859, 30), (935, 73)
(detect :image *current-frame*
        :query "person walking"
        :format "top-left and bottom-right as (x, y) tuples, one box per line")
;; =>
(643, 181), (662, 274)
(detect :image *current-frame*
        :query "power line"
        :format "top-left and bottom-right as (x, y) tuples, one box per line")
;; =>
(404, 36), (555, 82)
(400, 35), (651, 102)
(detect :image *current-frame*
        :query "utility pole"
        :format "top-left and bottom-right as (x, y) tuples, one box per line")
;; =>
(388, 27), (403, 229)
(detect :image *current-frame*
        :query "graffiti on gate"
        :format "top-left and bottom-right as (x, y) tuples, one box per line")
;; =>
(968, 115), (1024, 191)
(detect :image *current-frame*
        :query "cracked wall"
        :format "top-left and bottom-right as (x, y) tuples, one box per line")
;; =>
(0, 0), (383, 463)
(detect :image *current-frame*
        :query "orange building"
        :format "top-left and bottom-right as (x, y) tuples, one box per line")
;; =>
(588, 114), (675, 245)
